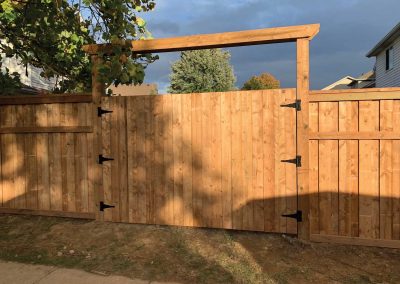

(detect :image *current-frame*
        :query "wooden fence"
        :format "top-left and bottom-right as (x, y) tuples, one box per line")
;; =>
(308, 88), (400, 248)
(0, 94), (95, 219)
(1, 88), (400, 248)
(100, 89), (298, 234)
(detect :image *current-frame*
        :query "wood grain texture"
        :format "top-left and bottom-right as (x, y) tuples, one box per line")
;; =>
(96, 90), (297, 234)
(338, 101), (359, 237)
(359, 101), (380, 239)
(297, 38), (310, 239)
(83, 24), (320, 54)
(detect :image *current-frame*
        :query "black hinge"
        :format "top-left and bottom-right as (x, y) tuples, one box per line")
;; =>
(98, 154), (114, 164)
(281, 155), (302, 167)
(97, 107), (113, 117)
(99, 201), (115, 211)
(282, 210), (302, 222)
(280, 100), (301, 111)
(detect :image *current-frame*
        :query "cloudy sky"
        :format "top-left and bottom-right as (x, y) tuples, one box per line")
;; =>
(140, 0), (400, 92)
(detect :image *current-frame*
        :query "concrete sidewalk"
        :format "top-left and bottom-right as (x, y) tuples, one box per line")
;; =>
(0, 260), (177, 284)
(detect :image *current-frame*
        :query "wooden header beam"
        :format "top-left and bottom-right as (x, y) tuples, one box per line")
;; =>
(83, 24), (320, 54)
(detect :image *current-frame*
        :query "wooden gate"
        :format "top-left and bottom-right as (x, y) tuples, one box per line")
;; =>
(99, 89), (298, 234)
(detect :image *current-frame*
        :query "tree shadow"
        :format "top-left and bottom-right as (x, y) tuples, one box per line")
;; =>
(1, 91), (400, 282)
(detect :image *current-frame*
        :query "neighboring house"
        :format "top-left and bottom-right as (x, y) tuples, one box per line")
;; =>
(108, 83), (158, 96)
(367, 22), (400, 87)
(1, 55), (57, 92)
(323, 71), (375, 90)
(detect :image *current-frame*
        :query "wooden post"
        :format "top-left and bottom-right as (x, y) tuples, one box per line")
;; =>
(90, 54), (104, 220)
(297, 38), (310, 240)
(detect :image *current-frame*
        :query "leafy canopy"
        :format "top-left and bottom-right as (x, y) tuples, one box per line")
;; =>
(168, 49), (236, 94)
(242, 72), (280, 90)
(0, 0), (157, 93)
(0, 67), (22, 94)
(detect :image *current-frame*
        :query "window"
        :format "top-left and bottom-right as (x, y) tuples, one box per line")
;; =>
(386, 46), (394, 71)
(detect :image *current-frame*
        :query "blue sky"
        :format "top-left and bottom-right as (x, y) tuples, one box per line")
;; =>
(140, 0), (400, 92)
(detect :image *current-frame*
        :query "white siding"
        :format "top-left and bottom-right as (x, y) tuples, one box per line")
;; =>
(375, 36), (400, 87)
(1, 55), (56, 91)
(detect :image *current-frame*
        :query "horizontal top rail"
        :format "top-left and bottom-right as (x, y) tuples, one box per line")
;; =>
(83, 24), (320, 54)
(0, 93), (92, 105)
(309, 87), (400, 102)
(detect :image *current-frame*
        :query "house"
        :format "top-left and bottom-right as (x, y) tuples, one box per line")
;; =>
(366, 22), (400, 87)
(1, 55), (57, 92)
(323, 71), (375, 90)
(108, 83), (158, 96)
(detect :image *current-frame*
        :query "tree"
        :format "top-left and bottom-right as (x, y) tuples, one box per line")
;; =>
(242, 72), (280, 90)
(168, 49), (236, 94)
(0, 67), (22, 94)
(0, 0), (157, 93)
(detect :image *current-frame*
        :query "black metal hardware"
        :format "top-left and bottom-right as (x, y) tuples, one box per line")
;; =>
(280, 100), (301, 111)
(97, 107), (113, 117)
(100, 201), (115, 211)
(98, 154), (114, 164)
(282, 210), (302, 222)
(281, 155), (301, 167)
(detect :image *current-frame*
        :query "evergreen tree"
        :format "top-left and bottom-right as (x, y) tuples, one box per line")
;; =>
(168, 49), (236, 94)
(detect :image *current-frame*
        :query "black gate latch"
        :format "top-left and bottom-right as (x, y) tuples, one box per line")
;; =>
(98, 154), (114, 164)
(282, 210), (302, 222)
(281, 155), (302, 167)
(97, 107), (113, 117)
(280, 100), (301, 111)
(100, 201), (115, 211)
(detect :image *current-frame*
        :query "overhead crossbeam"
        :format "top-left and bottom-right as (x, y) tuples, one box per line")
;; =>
(83, 24), (320, 54)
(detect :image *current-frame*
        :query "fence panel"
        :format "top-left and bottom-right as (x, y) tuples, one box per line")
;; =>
(309, 88), (400, 247)
(100, 89), (298, 233)
(0, 99), (95, 219)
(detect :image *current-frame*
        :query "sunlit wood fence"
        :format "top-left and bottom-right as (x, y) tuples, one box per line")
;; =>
(309, 88), (400, 248)
(1, 88), (400, 248)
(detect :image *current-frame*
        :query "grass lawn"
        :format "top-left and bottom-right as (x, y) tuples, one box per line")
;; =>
(0, 214), (399, 283)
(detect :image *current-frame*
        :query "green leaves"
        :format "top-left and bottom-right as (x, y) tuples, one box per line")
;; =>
(0, 0), (157, 94)
(168, 49), (236, 94)
(0, 67), (23, 95)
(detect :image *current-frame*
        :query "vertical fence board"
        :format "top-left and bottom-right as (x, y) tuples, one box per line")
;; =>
(252, 91), (264, 231)
(25, 105), (38, 210)
(15, 106), (26, 209)
(276, 90), (287, 232)
(221, 92), (232, 229)
(211, 93), (223, 228)
(48, 104), (62, 211)
(101, 98), (112, 221)
(284, 89), (298, 234)
(231, 92), (243, 230)
(172, 95), (184, 226)
(309, 102), (319, 234)
(263, 90), (276, 232)
(36, 105), (50, 210)
(163, 95), (174, 225)
(359, 101), (380, 239)
(111, 98), (121, 222)
(119, 98), (129, 222)
(318, 102), (339, 235)
(191, 93), (202, 227)
(242, 92), (253, 230)
(338, 101), (359, 237)
(182, 94), (193, 227)
(127, 98), (138, 223)
(380, 100), (393, 239)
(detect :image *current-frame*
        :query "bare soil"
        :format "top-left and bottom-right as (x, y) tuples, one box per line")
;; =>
(0, 214), (399, 284)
